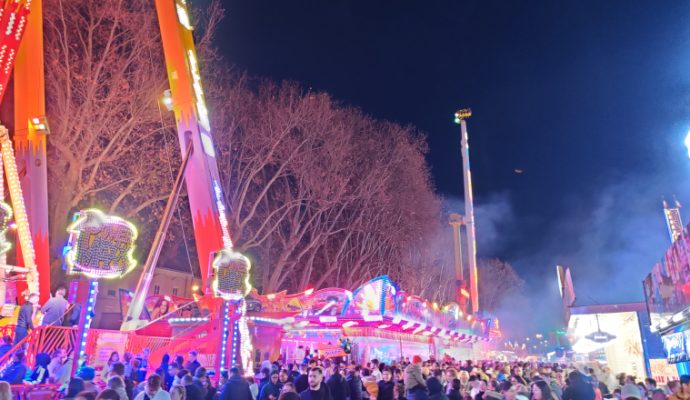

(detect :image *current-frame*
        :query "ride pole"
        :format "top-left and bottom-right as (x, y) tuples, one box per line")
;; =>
(454, 109), (479, 314)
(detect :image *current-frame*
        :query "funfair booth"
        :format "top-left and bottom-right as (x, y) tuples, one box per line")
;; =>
(245, 276), (490, 365)
(645, 222), (690, 376)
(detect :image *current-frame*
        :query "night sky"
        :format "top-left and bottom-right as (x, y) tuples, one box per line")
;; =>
(211, 0), (690, 330)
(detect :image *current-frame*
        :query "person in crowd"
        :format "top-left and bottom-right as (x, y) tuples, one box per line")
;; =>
(129, 359), (142, 385)
(362, 368), (378, 399)
(111, 362), (135, 400)
(259, 368), (273, 395)
(28, 352), (51, 384)
(64, 378), (87, 400)
(0, 381), (10, 400)
(513, 368), (530, 387)
(378, 368), (396, 400)
(669, 376), (690, 400)
(371, 360), (383, 382)
(347, 366), (363, 400)
(185, 351), (201, 376)
(183, 374), (206, 400)
(192, 367), (209, 398)
(42, 286), (69, 326)
(326, 366), (348, 400)
(97, 389), (122, 400)
(170, 385), (186, 400)
(299, 366), (330, 400)
(260, 370), (283, 400)
(282, 383), (297, 394)
(247, 377), (259, 400)
(0, 336), (12, 358)
(167, 363), (180, 390)
(651, 389), (667, 400)
(0, 350), (28, 384)
(295, 366), (310, 395)
(76, 391), (97, 400)
(530, 380), (554, 400)
(280, 393), (300, 400)
(48, 348), (69, 385)
(562, 371), (595, 400)
(121, 353), (132, 376)
(78, 366), (98, 393)
(108, 376), (129, 400)
(158, 354), (171, 390)
(621, 384), (642, 400)
(133, 375), (171, 400)
(220, 367), (253, 400)
(447, 379), (461, 400)
(280, 369), (294, 385)
(427, 377), (447, 400)
(102, 352), (121, 381)
(15, 293), (39, 345)
(136, 349), (151, 383)
(405, 356), (428, 400)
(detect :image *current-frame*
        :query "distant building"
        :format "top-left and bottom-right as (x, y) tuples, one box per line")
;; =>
(93, 266), (200, 329)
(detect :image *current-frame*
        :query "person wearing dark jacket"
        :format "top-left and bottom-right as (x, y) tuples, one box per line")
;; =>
(183, 374), (206, 400)
(347, 367), (364, 400)
(562, 371), (595, 400)
(378, 369), (396, 400)
(15, 293), (39, 345)
(185, 351), (201, 376)
(1, 351), (28, 384)
(300, 367), (331, 400)
(28, 352), (51, 384)
(259, 371), (283, 400)
(427, 377), (448, 400)
(326, 367), (349, 400)
(259, 368), (272, 395)
(295, 366), (310, 395)
(220, 368), (253, 400)
(448, 379), (462, 400)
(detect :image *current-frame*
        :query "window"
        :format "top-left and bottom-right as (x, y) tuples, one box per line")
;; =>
(153, 285), (160, 295)
(107, 290), (116, 297)
(172, 288), (178, 296)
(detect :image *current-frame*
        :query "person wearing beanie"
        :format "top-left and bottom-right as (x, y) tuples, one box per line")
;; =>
(405, 356), (428, 400)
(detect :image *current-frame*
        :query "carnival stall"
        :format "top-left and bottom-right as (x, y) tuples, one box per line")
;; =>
(245, 276), (489, 364)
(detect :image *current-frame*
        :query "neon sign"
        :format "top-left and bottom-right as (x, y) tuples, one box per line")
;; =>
(65, 209), (138, 279)
(0, 200), (12, 255)
(212, 249), (251, 301)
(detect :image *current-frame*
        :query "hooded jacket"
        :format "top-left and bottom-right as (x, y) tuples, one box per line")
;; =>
(404, 364), (426, 391)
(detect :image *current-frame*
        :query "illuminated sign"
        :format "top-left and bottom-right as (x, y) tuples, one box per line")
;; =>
(65, 209), (138, 279)
(212, 249), (251, 301)
(585, 331), (616, 344)
(0, 200), (12, 255)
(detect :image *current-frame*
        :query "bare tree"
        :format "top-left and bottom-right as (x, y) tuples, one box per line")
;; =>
(478, 258), (525, 314)
(44, 0), (175, 277)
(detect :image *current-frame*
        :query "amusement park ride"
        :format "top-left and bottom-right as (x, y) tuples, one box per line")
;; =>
(0, 0), (491, 382)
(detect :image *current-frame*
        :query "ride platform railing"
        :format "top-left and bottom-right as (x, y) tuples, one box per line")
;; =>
(10, 383), (61, 400)
(0, 326), (77, 376)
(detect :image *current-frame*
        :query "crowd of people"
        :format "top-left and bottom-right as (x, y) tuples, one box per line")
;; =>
(0, 349), (685, 400)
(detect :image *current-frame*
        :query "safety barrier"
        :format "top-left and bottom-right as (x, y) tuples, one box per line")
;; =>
(0, 326), (77, 377)
(10, 383), (61, 400)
